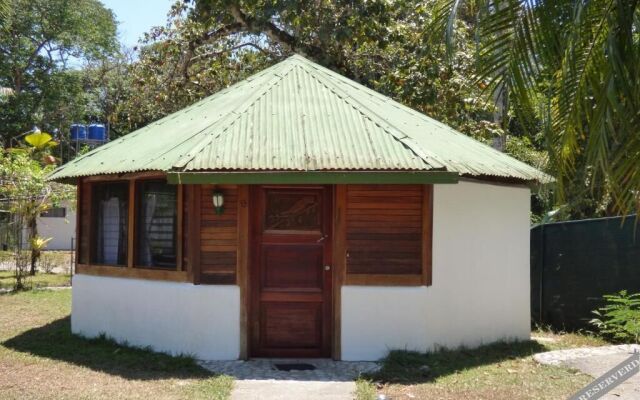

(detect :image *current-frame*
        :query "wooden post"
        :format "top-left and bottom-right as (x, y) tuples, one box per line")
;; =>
(332, 184), (347, 360)
(422, 184), (433, 286)
(237, 185), (249, 359)
(176, 185), (184, 271)
(127, 180), (136, 268)
(187, 185), (202, 284)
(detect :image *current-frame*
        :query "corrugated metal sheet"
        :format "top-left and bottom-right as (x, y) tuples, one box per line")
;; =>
(49, 54), (552, 183)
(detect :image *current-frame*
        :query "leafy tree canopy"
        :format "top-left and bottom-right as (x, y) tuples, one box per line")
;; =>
(127, 1), (503, 140)
(0, 0), (118, 142)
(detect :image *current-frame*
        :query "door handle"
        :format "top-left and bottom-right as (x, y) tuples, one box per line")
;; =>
(324, 265), (331, 271)
(316, 235), (328, 243)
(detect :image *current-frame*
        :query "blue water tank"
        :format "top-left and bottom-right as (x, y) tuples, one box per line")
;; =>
(70, 124), (87, 141)
(88, 124), (107, 141)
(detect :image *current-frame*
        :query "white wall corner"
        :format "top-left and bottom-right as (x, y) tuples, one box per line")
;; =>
(72, 274), (241, 360)
(341, 181), (531, 361)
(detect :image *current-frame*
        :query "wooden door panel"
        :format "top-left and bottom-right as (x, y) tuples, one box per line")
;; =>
(264, 190), (322, 232)
(262, 302), (322, 349)
(250, 186), (332, 358)
(261, 244), (323, 290)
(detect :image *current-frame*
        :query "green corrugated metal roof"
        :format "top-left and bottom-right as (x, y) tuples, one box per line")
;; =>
(49, 54), (552, 184)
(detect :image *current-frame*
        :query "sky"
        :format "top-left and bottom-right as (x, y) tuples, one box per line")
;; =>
(100, 0), (176, 48)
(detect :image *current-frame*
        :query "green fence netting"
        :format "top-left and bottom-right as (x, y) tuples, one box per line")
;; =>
(531, 215), (640, 330)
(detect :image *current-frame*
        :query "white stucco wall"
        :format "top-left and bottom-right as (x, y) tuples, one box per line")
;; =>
(72, 180), (529, 361)
(341, 180), (531, 361)
(72, 274), (240, 360)
(35, 200), (76, 250)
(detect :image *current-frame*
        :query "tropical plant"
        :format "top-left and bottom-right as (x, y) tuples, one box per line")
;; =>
(591, 290), (640, 343)
(23, 131), (59, 165)
(25, 131), (57, 150)
(39, 251), (68, 274)
(0, 150), (74, 282)
(29, 235), (51, 275)
(431, 0), (640, 215)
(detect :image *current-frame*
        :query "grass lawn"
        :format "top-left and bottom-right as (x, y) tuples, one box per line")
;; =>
(357, 330), (607, 400)
(0, 271), (71, 291)
(0, 289), (233, 400)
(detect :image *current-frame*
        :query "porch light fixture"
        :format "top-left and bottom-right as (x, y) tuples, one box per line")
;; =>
(212, 189), (224, 215)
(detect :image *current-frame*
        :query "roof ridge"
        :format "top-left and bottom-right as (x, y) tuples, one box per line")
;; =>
(48, 54), (552, 183)
(172, 62), (298, 170)
(294, 59), (446, 170)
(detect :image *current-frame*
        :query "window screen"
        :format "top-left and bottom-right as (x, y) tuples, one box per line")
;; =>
(135, 180), (177, 268)
(41, 207), (66, 218)
(91, 182), (128, 266)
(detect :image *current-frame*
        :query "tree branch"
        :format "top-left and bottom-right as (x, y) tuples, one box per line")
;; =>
(227, 4), (322, 57)
(189, 42), (271, 63)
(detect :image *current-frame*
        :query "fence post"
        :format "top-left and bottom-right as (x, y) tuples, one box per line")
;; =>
(539, 224), (545, 326)
(70, 237), (74, 277)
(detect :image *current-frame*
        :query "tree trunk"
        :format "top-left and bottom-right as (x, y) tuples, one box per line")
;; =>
(28, 215), (37, 275)
(492, 84), (508, 152)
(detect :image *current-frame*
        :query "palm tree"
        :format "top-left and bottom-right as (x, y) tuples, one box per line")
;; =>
(432, 0), (640, 215)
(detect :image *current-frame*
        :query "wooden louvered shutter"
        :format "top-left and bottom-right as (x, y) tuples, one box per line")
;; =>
(198, 184), (238, 284)
(344, 184), (432, 286)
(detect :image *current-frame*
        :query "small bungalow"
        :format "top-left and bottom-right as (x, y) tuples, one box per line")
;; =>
(49, 55), (550, 361)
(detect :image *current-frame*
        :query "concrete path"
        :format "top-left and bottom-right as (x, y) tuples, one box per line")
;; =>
(534, 345), (640, 400)
(199, 359), (380, 400)
(231, 380), (356, 400)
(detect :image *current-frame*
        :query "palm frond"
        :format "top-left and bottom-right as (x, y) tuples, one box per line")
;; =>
(430, 0), (467, 59)
(552, 0), (640, 212)
(431, 0), (640, 215)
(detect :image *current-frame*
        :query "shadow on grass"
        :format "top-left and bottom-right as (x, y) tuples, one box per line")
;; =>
(367, 340), (548, 385)
(3, 316), (215, 381)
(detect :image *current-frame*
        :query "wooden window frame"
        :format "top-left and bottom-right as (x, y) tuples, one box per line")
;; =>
(40, 206), (66, 218)
(76, 173), (187, 282)
(133, 178), (181, 271)
(341, 184), (433, 287)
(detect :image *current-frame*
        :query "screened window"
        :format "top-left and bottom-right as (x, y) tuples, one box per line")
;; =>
(41, 207), (66, 218)
(91, 182), (129, 266)
(135, 180), (177, 268)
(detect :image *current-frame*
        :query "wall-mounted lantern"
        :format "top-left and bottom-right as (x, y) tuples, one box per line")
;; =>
(212, 189), (224, 215)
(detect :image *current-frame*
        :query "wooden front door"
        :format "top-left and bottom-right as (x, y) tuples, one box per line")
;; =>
(250, 186), (332, 358)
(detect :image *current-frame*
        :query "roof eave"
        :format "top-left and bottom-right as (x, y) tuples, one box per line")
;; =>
(166, 171), (460, 185)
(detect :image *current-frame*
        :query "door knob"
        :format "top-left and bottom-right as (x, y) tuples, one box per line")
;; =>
(324, 265), (331, 271)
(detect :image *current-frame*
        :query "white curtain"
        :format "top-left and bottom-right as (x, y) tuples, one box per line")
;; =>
(140, 194), (157, 265)
(101, 197), (120, 264)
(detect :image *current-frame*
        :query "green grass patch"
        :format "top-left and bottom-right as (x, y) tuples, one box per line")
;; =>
(181, 375), (234, 400)
(4, 317), (210, 376)
(355, 377), (377, 400)
(0, 270), (71, 290)
(0, 289), (233, 399)
(532, 325), (609, 349)
(359, 340), (593, 400)
(371, 341), (547, 384)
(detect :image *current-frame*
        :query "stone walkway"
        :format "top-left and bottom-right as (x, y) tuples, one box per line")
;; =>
(534, 345), (640, 400)
(199, 359), (380, 400)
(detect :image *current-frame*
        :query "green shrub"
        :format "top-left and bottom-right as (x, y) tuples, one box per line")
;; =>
(591, 290), (640, 343)
(39, 251), (68, 274)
